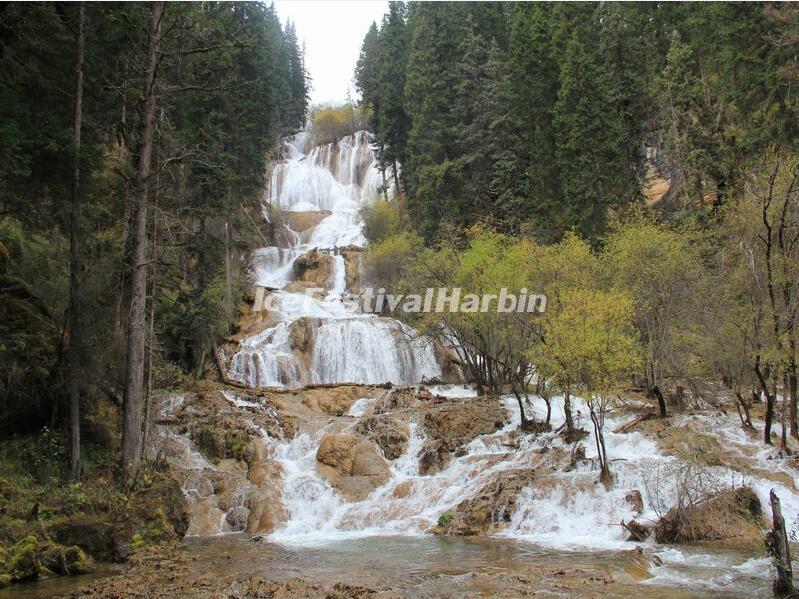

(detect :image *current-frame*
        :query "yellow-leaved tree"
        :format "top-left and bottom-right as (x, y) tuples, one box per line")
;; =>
(538, 287), (640, 487)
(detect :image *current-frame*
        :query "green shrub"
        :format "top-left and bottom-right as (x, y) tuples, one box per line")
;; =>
(438, 511), (454, 527)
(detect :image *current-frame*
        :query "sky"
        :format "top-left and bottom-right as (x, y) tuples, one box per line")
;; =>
(274, 1), (389, 106)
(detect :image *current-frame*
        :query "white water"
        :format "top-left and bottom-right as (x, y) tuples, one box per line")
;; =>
(171, 130), (788, 595)
(255, 391), (791, 596)
(228, 131), (441, 388)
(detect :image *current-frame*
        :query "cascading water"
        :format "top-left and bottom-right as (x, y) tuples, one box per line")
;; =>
(156, 131), (789, 597)
(228, 131), (441, 388)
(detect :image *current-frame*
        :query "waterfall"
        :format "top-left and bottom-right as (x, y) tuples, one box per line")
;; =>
(228, 131), (441, 388)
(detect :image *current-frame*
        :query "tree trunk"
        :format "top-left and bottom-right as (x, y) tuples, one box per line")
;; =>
(121, 1), (163, 477)
(143, 108), (163, 458)
(563, 387), (575, 437)
(588, 398), (612, 488)
(653, 385), (667, 418)
(225, 219), (233, 325)
(767, 490), (794, 597)
(756, 359), (775, 445)
(734, 391), (754, 430)
(68, 2), (86, 480)
(790, 344), (798, 440)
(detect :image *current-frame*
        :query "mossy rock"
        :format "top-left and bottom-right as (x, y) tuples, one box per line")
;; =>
(5, 535), (40, 581)
(39, 544), (93, 575)
(111, 474), (188, 561)
(48, 513), (114, 560)
(224, 429), (250, 461)
(0, 573), (10, 589)
(195, 426), (226, 461)
(195, 425), (250, 462)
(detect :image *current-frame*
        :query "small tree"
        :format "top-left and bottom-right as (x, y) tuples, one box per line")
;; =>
(605, 218), (707, 417)
(540, 288), (640, 487)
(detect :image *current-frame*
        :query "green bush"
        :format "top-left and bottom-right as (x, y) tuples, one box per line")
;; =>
(438, 511), (454, 527)
(360, 200), (406, 244)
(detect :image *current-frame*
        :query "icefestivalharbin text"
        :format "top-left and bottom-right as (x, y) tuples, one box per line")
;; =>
(252, 286), (547, 314)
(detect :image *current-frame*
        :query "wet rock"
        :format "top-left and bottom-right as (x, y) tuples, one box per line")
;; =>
(392, 481), (413, 498)
(374, 387), (418, 414)
(654, 486), (763, 547)
(354, 415), (409, 460)
(625, 489), (644, 515)
(293, 249), (334, 289)
(621, 519), (651, 542)
(225, 506), (250, 532)
(288, 317), (321, 369)
(419, 397), (506, 475)
(316, 433), (390, 501)
(340, 246), (362, 293)
(434, 468), (535, 535)
(299, 386), (380, 416)
(237, 576), (377, 598)
(283, 210), (332, 232)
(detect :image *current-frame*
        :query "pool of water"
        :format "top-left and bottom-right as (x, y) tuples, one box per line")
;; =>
(1, 534), (773, 598)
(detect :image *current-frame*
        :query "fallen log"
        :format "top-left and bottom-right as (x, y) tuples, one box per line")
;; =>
(613, 412), (656, 434)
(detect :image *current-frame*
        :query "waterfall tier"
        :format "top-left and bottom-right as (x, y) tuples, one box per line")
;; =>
(227, 131), (442, 388)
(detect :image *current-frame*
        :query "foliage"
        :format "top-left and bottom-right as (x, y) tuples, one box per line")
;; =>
(438, 511), (454, 527)
(310, 104), (369, 145)
(356, 2), (799, 238)
(360, 199), (407, 244)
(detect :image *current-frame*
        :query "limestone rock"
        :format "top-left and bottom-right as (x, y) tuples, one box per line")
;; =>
(434, 469), (535, 535)
(622, 519), (651, 542)
(293, 249), (334, 289)
(419, 397), (506, 474)
(288, 317), (321, 369)
(284, 210), (332, 232)
(316, 433), (390, 501)
(354, 415), (409, 460)
(625, 489), (644, 515)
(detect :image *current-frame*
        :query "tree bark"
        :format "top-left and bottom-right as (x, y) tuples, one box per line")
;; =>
(121, 1), (163, 477)
(68, 2), (86, 480)
(756, 359), (775, 445)
(790, 345), (798, 440)
(653, 384), (667, 418)
(563, 387), (575, 437)
(767, 489), (794, 597)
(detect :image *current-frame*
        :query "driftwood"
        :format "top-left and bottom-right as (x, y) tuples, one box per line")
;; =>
(613, 412), (657, 434)
(767, 489), (794, 597)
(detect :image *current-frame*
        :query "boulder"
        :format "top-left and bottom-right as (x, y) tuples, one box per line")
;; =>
(392, 481), (413, 499)
(654, 487), (763, 547)
(316, 434), (390, 501)
(48, 513), (114, 560)
(284, 210), (332, 232)
(288, 317), (321, 369)
(625, 489), (644, 515)
(354, 416), (409, 460)
(39, 544), (93, 575)
(340, 246), (363, 293)
(225, 506), (250, 532)
(621, 519), (651, 542)
(419, 397), (506, 474)
(301, 386), (374, 416)
(4, 535), (39, 581)
(433, 468), (535, 535)
(293, 249), (334, 289)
